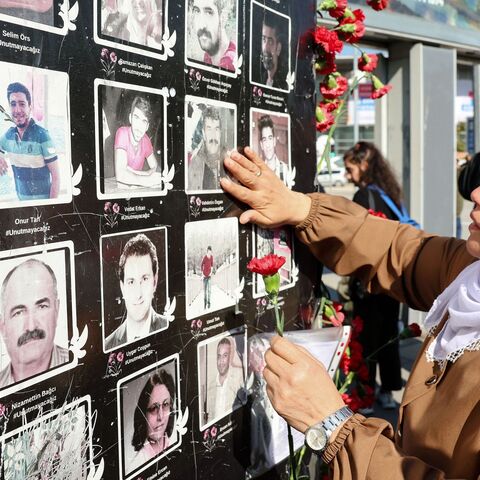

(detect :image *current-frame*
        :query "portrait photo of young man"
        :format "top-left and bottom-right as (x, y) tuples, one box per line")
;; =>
(186, 0), (238, 74)
(250, 108), (291, 184)
(185, 97), (236, 193)
(0, 245), (73, 393)
(250, 2), (290, 92)
(96, 81), (166, 199)
(0, 62), (72, 209)
(101, 228), (170, 352)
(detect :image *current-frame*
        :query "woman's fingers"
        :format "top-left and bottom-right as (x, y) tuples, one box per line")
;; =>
(228, 149), (263, 175)
(270, 335), (306, 365)
(224, 153), (263, 189)
(220, 177), (255, 205)
(244, 146), (266, 168)
(265, 347), (292, 377)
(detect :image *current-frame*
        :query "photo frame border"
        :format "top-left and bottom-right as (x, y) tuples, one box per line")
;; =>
(0, 61), (73, 210)
(93, 0), (173, 61)
(100, 226), (171, 354)
(0, 0), (72, 36)
(184, 0), (240, 78)
(248, 0), (292, 93)
(184, 217), (239, 320)
(116, 353), (182, 480)
(184, 95), (237, 195)
(251, 225), (296, 299)
(0, 240), (79, 400)
(94, 78), (170, 200)
(0, 396), (94, 476)
(196, 326), (247, 431)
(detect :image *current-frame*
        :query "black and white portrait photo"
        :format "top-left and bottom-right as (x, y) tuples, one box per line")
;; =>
(0, 61), (72, 210)
(198, 328), (246, 430)
(250, 108), (291, 184)
(250, 1), (291, 92)
(95, 0), (168, 58)
(185, 218), (239, 319)
(117, 356), (180, 478)
(0, 242), (75, 397)
(95, 80), (167, 200)
(185, 96), (236, 194)
(0, 397), (93, 480)
(185, 0), (239, 75)
(101, 227), (170, 353)
(0, 0), (67, 34)
(252, 226), (294, 298)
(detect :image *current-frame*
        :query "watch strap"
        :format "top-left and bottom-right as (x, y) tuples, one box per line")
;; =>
(322, 405), (354, 435)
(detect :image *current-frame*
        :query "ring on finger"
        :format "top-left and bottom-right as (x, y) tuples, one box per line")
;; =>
(255, 169), (262, 177)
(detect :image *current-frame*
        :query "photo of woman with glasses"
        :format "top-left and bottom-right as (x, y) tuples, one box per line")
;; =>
(129, 369), (175, 473)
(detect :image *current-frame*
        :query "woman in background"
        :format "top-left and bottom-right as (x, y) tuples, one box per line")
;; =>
(343, 141), (404, 411)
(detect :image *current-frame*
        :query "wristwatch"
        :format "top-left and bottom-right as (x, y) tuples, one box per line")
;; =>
(304, 406), (354, 453)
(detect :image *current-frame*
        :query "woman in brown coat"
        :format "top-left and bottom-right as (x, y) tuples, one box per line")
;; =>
(221, 147), (480, 479)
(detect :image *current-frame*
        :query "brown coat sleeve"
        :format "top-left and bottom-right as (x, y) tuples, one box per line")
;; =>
(296, 193), (475, 312)
(323, 415), (447, 479)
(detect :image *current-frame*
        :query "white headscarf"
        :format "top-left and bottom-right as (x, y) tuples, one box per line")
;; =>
(424, 260), (480, 363)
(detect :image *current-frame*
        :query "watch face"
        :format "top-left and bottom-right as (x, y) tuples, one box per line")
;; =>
(305, 426), (328, 451)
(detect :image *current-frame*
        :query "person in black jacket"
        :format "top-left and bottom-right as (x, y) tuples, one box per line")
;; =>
(343, 141), (403, 412)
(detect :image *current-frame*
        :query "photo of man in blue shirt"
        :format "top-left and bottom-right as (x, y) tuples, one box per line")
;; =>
(0, 82), (59, 200)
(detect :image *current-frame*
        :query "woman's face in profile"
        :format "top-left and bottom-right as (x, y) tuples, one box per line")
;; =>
(146, 384), (171, 444)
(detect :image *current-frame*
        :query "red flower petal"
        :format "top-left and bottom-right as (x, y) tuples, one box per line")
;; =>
(247, 254), (286, 276)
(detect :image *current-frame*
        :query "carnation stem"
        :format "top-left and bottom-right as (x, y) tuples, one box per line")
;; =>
(364, 335), (398, 362)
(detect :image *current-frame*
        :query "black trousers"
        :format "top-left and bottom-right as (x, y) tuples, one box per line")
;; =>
(354, 293), (403, 392)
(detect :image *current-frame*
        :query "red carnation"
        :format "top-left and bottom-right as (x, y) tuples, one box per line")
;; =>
(338, 9), (366, 43)
(400, 322), (422, 339)
(339, 352), (351, 374)
(408, 323), (422, 337)
(367, 0), (389, 11)
(371, 75), (392, 99)
(358, 53), (378, 72)
(247, 254), (286, 276)
(315, 52), (337, 75)
(314, 26), (343, 54)
(318, 0), (348, 18)
(371, 84), (392, 99)
(321, 99), (341, 113)
(316, 104), (335, 132)
(320, 73), (348, 100)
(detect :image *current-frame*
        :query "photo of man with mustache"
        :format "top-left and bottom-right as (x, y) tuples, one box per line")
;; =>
(187, 105), (228, 192)
(0, 258), (69, 388)
(187, 0), (237, 72)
